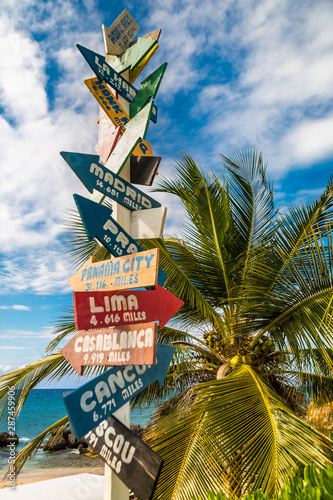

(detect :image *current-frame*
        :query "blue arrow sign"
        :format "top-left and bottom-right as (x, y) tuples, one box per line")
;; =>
(73, 194), (167, 286)
(63, 343), (175, 438)
(61, 152), (161, 211)
(76, 44), (157, 123)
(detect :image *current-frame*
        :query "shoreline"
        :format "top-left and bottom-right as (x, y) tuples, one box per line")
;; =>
(0, 466), (105, 489)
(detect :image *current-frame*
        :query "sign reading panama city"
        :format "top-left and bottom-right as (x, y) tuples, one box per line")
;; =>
(61, 322), (158, 374)
(63, 343), (175, 438)
(73, 285), (184, 330)
(85, 415), (163, 500)
(68, 248), (160, 292)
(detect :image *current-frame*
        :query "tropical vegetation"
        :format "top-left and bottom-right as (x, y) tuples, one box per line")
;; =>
(2, 148), (333, 499)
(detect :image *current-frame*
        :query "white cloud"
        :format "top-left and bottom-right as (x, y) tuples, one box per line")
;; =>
(0, 305), (31, 310)
(0, 364), (12, 373)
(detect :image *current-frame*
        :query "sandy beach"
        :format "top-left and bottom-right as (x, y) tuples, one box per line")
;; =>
(0, 467), (105, 489)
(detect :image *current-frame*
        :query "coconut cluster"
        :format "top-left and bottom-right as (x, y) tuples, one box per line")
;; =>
(203, 331), (276, 367)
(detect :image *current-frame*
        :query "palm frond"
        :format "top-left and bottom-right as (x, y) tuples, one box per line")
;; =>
(3, 416), (69, 479)
(145, 365), (332, 500)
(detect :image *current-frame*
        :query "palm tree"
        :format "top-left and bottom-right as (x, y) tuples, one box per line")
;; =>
(2, 148), (333, 498)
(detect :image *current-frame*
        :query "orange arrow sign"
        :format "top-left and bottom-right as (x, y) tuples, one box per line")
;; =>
(61, 322), (157, 375)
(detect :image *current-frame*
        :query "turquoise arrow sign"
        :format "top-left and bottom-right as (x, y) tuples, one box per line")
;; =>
(76, 44), (157, 123)
(63, 343), (175, 438)
(73, 194), (167, 286)
(61, 152), (161, 211)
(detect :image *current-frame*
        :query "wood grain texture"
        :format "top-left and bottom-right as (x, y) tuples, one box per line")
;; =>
(61, 322), (157, 374)
(102, 9), (139, 55)
(85, 415), (163, 500)
(67, 248), (160, 292)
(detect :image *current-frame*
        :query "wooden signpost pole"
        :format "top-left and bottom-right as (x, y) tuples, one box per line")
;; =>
(104, 67), (131, 500)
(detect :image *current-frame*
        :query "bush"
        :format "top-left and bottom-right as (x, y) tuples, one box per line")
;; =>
(192, 464), (333, 500)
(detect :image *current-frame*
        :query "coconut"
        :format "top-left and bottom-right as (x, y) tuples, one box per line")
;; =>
(230, 355), (241, 368)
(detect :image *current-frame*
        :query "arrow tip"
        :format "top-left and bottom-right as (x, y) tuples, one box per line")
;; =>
(156, 344), (175, 386)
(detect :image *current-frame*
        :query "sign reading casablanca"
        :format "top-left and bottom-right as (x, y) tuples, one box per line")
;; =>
(63, 343), (175, 438)
(61, 322), (158, 374)
(85, 415), (163, 500)
(73, 285), (184, 330)
(68, 248), (160, 292)
(61, 152), (161, 211)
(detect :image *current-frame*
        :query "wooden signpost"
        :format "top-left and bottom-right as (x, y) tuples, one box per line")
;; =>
(61, 152), (161, 211)
(102, 10), (140, 55)
(73, 285), (184, 331)
(73, 194), (167, 248)
(61, 322), (158, 374)
(85, 415), (163, 500)
(76, 44), (158, 122)
(63, 343), (175, 439)
(67, 248), (160, 292)
(60, 12), (174, 500)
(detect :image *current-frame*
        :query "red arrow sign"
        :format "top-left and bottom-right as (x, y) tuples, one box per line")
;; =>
(61, 322), (157, 375)
(73, 285), (183, 331)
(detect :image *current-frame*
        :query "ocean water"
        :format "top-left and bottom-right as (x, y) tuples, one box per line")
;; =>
(0, 389), (155, 475)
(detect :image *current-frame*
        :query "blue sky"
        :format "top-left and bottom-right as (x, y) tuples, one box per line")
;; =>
(1, 0), (333, 387)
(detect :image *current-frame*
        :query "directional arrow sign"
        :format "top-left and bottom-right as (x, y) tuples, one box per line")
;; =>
(102, 9), (140, 55)
(108, 37), (157, 76)
(73, 285), (184, 330)
(63, 342), (175, 438)
(85, 415), (163, 500)
(74, 192), (166, 242)
(130, 62), (167, 118)
(104, 101), (152, 175)
(67, 248), (160, 292)
(85, 77), (160, 155)
(73, 194), (167, 286)
(76, 44), (157, 122)
(61, 322), (158, 375)
(61, 152), (161, 211)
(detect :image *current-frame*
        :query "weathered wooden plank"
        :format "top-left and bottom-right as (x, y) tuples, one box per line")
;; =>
(94, 108), (121, 164)
(130, 155), (161, 186)
(67, 248), (160, 292)
(84, 78), (153, 156)
(63, 343), (175, 438)
(61, 152), (161, 210)
(73, 285), (184, 331)
(130, 62), (167, 118)
(108, 38), (157, 76)
(102, 9), (139, 55)
(76, 44), (157, 122)
(61, 322), (158, 375)
(130, 207), (167, 239)
(104, 101), (153, 175)
(85, 415), (163, 500)
(130, 29), (162, 46)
